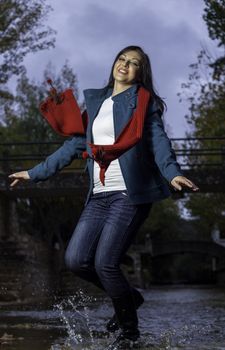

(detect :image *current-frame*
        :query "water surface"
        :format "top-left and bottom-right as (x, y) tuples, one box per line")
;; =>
(1, 285), (225, 349)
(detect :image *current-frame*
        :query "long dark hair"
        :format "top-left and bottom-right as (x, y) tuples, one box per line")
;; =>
(107, 45), (167, 114)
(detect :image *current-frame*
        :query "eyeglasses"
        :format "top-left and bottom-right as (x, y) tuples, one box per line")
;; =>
(117, 56), (141, 69)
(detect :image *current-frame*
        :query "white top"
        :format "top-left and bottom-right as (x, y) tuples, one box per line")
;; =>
(92, 96), (127, 193)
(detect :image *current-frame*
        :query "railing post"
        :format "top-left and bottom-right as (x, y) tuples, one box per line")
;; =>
(222, 146), (225, 166)
(2, 150), (11, 174)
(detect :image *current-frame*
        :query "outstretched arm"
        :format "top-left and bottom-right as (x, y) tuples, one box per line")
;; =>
(146, 103), (199, 192)
(9, 135), (86, 187)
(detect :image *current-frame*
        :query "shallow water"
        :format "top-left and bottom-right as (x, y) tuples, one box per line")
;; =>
(1, 286), (225, 349)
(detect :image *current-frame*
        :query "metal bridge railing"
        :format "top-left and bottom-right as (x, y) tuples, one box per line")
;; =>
(170, 137), (225, 169)
(0, 138), (225, 173)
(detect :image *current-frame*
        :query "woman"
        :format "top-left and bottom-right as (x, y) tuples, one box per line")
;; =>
(9, 45), (199, 349)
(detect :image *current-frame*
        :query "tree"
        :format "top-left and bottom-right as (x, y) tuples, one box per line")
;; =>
(0, 0), (56, 100)
(0, 61), (86, 254)
(203, 0), (225, 80)
(2, 61), (79, 137)
(0, 61), (83, 171)
(178, 0), (225, 236)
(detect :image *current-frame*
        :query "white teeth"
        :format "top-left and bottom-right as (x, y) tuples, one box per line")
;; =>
(118, 69), (127, 74)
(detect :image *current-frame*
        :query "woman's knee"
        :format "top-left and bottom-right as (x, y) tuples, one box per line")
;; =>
(64, 247), (92, 274)
(64, 247), (82, 272)
(95, 260), (118, 280)
(64, 248), (78, 271)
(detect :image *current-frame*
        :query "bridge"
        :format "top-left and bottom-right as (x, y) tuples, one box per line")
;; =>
(1, 138), (225, 291)
(0, 137), (225, 197)
(126, 239), (225, 287)
(134, 240), (225, 257)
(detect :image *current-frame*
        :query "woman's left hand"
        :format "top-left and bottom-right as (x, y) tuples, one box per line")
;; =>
(170, 176), (199, 192)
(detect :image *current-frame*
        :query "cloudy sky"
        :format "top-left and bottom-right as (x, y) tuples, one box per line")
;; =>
(22, 0), (218, 137)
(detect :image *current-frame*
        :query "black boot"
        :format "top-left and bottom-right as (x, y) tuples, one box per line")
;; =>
(107, 292), (140, 350)
(108, 332), (139, 350)
(106, 288), (144, 332)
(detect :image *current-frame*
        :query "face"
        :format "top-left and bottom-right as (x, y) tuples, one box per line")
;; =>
(113, 50), (142, 86)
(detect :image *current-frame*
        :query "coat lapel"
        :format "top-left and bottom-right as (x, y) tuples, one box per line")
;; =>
(83, 87), (112, 142)
(112, 94), (137, 137)
(111, 85), (138, 137)
(83, 84), (138, 141)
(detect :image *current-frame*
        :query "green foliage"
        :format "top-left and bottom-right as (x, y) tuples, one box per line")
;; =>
(178, 0), (225, 236)
(185, 193), (225, 233)
(178, 49), (224, 135)
(0, 61), (83, 171)
(203, 0), (225, 47)
(137, 198), (183, 244)
(1, 61), (79, 140)
(147, 198), (180, 235)
(179, 48), (225, 165)
(0, 0), (56, 99)
(0, 60), (86, 245)
(203, 0), (225, 79)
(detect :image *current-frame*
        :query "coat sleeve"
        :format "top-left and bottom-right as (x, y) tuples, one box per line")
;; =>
(28, 135), (86, 182)
(145, 100), (183, 183)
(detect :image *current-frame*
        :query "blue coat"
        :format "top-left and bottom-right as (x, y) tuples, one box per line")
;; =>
(28, 84), (183, 205)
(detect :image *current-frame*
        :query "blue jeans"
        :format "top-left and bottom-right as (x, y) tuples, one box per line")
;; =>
(65, 190), (151, 298)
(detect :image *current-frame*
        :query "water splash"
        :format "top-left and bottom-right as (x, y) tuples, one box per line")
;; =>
(158, 328), (177, 349)
(52, 289), (97, 349)
(68, 289), (95, 344)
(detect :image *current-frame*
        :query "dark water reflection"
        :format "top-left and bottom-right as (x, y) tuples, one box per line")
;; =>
(1, 285), (225, 349)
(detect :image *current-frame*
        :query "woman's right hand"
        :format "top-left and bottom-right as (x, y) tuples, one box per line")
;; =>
(8, 171), (30, 187)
